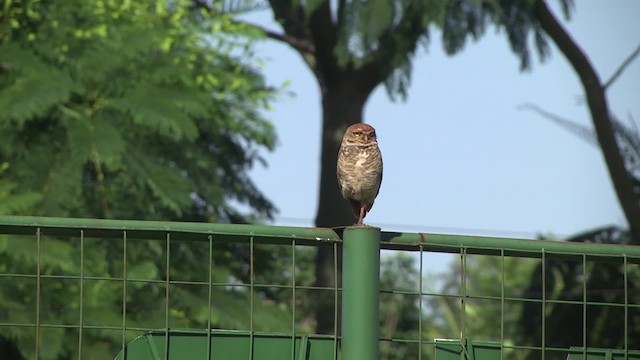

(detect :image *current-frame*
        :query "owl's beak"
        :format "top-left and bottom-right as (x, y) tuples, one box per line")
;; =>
(363, 135), (369, 141)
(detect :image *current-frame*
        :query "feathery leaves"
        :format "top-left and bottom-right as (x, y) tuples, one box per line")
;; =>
(0, 1), (284, 358)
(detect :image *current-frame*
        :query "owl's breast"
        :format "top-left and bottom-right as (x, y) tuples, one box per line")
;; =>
(354, 151), (370, 169)
(337, 145), (383, 202)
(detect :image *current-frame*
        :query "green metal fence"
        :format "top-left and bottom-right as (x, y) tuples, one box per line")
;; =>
(0, 215), (639, 359)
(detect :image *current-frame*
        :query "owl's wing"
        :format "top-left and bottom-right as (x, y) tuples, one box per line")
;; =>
(374, 169), (383, 197)
(368, 163), (382, 213)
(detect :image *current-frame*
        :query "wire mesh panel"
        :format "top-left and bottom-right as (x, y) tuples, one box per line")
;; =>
(379, 232), (640, 360)
(0, 216), (342, 360)
(1, 216), (640, 360)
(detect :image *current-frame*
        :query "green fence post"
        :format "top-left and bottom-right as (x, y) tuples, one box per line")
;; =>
(341, 226), (380, 360)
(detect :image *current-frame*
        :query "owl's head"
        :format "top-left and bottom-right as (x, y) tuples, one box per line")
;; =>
(343, 123), (378, 145)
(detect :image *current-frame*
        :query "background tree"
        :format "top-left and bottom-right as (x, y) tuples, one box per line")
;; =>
(0, 0), (277, 223)
(514, 0), (640, 350)
(516, 108), (640, 352)
(533, 0), (640, 243)
(377, 251), (540, 360)
(519, 227), (640, 360)
(379, 253), (422, 360)
(215, 0), (569, 334)
(0, 163), (41, 214)
(0, 1), (301, 358)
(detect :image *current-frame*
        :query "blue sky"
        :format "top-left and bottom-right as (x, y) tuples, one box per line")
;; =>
(244, 2), (639, 242)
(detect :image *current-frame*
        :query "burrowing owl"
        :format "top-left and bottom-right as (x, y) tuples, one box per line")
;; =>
(337, 123), (383, 226)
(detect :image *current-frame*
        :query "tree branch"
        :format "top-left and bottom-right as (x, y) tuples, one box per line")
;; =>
(535, 0), (640, 242)
(308, 0), (338, 64)
(191, 0), (315, 55)
(265, 1), (325, 73)
(519, 103), (597, 145)
(233, 19), (315, 54)
(604, 43), (640, 89)
(267, 0), (311, 48)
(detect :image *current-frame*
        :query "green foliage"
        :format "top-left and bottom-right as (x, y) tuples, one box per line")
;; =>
(276, 0), (572, 100)
(438, 0), (554, 70)
(379, 253), (422, 360)
(0, 0), (277, 222)
(612, 116), (640, 184)
(0, 234), (307, 359)
(377, 251), (542, 360)
(331, 0), (443, 100)
(0, 0), (287, 358)
(520, 227), (640, 359)
(0, 163), (42, 214)
(427, 254), (538, 360)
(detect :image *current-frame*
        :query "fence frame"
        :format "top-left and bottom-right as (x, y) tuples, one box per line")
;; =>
(1, 215), (640, 359)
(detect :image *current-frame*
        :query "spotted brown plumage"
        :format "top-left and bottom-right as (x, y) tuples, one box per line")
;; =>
(337, 123), (383, 226)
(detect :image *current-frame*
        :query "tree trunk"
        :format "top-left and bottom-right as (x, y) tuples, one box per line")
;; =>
(536, 0), (640, 243)
(261, 0), (388, 335)
(314, 78), (371, 334)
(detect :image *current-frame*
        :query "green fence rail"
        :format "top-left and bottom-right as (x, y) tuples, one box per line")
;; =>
(0, 215), (639, 359)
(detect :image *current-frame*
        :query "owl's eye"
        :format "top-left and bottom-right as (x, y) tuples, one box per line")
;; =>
(353, 132), (361, 136)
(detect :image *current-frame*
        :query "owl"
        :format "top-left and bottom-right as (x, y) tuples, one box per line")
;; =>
(337, 123), (383, 226)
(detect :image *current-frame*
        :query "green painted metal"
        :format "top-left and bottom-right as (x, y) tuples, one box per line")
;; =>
(432, 342), (640, 360)
(341, 226), (380, 360)
(113, 329), (337, 360)
(1, 216), (638, 358)
(381, 232), (640, 261)
(566, 347), (640, 360)
(0, 215), (341, 245)
(434, 339), (502, 360)
(1, 215), (639, 262)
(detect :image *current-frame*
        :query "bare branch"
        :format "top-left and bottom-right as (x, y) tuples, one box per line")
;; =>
(604, 43), (640, 89)
(233, 19), (315, 54)
(190, 0), (314, 54)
